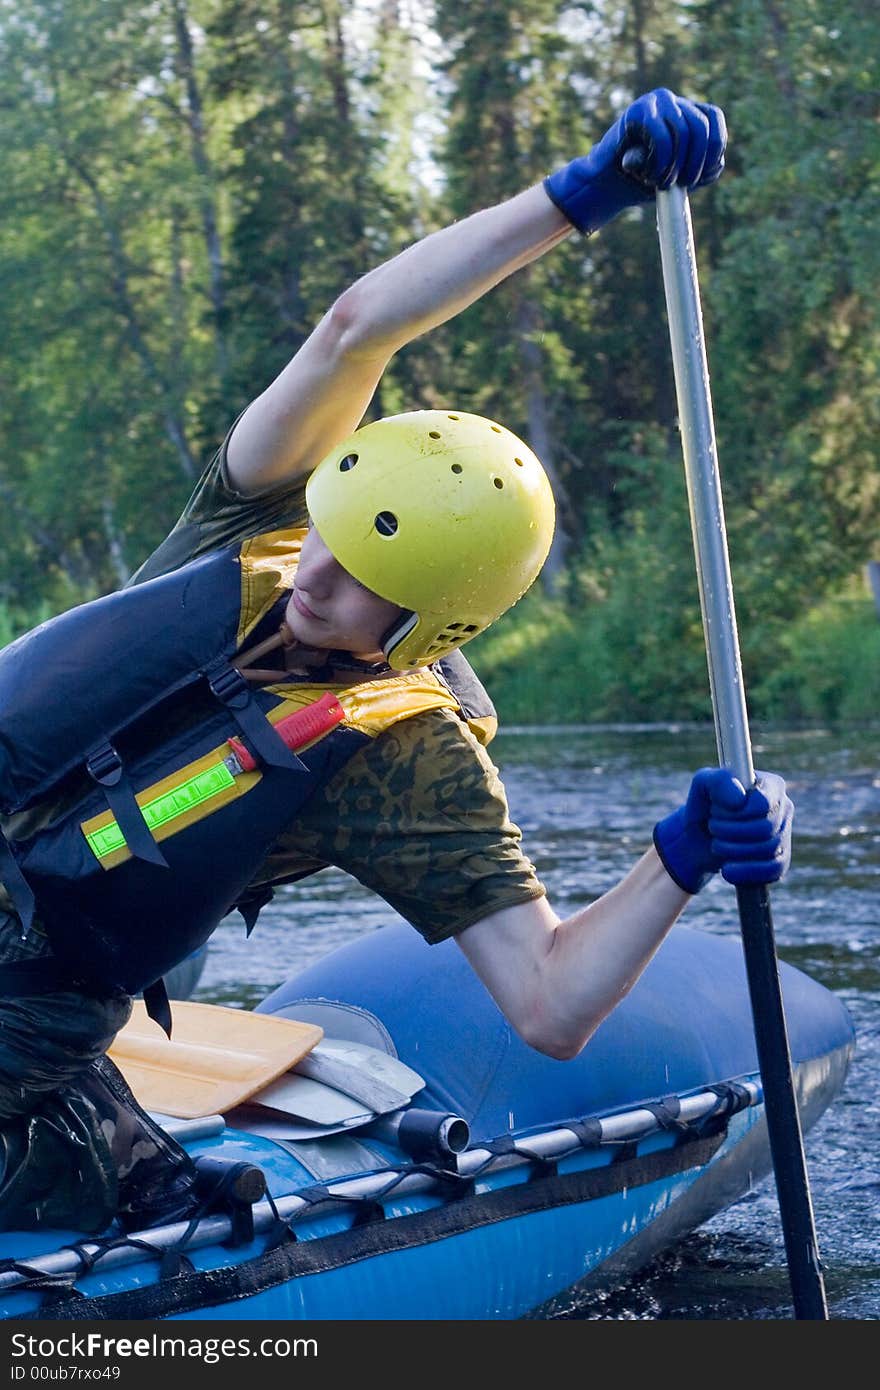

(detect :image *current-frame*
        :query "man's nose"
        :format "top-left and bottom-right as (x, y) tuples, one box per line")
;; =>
(298, 534), (341, 595)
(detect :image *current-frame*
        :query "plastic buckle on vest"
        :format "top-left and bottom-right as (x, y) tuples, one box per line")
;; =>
(86, 740), (169, 870)
(206, 659), (306, 774)
(86, 743), (124, 786)
(206, 662), (250, 710)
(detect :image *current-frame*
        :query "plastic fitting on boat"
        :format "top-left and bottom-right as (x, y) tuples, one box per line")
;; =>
(193, 1156), (268, 1207)
(366, 1108), (470, 1161)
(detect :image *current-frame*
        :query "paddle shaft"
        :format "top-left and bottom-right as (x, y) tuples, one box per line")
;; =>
(655, 185), (828, 1321)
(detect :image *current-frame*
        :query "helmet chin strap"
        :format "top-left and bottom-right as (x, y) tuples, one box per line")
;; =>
(381, 610), (418, 667)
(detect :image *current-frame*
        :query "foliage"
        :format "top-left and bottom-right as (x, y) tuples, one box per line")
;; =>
(749, 582), (880, 724)
(469, 541), (879, 728)
(697, 0), (880, 609)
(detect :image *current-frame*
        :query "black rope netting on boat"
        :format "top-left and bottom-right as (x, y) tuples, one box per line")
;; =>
(0, 1079), (756, 1319)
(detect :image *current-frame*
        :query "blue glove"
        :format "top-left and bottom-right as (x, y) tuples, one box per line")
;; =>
(544, 88), (727, 235)
(653, 768), (794, 895)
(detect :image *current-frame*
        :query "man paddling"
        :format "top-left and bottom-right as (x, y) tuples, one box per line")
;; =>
(0, 88), (794, 1235)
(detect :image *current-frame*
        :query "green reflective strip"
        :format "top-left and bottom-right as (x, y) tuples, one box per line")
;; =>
(85, 762), (236, 861)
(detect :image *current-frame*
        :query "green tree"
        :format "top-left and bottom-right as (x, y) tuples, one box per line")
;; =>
(697, 0), (880, 649)
(210, 0), (434, 422)
(432, 0), (597, 582)
(0, 0), (228, 611)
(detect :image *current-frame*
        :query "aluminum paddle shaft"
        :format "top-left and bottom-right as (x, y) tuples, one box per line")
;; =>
(655, 185), (828, 1321)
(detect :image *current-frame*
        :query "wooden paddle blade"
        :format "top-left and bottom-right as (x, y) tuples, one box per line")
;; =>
(108, 1000), (323, 1118)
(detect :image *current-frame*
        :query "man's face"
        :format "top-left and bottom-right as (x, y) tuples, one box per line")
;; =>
(286, 523), (404, 661)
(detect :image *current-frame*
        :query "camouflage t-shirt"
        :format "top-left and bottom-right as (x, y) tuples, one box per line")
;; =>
(124, 423), (546, 944)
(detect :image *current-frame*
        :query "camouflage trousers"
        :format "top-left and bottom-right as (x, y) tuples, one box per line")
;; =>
(0, 912), (193, 1234)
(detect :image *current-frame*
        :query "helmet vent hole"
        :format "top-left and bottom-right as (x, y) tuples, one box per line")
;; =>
(428, 430), (441, 439)
(451, 463), (463, 474)
(493, 477), (504, 489)
(339, 454), (358, 472)
(374, 511), (399, 537)
(433, 627), (467, 650)
(491, 425), (501, 433)
(447, 413), (460, 421)
(463, 624), (478, 633)
(514, 456), (524, 466)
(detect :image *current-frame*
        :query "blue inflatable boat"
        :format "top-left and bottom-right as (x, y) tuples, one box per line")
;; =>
(0, 922), (854, 1321)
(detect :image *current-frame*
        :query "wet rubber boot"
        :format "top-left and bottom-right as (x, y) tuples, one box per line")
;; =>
(0, 1095), (118, 1234)
(78, 1055), (201, 1233)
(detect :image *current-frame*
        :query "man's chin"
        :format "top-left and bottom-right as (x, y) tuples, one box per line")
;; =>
(285, 612), (328, 646)
(287, 625), (386, 665)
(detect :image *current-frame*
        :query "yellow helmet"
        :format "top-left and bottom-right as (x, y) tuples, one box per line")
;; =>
(305, 410), (556, 669)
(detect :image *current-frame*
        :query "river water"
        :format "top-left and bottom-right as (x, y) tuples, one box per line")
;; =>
(192, 722), (879, 1321)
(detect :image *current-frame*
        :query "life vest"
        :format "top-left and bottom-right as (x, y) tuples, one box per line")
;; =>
(0, 530), (496, 1026)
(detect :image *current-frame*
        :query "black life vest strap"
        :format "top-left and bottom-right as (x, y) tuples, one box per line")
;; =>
(86, 742), (169, 869)
(0, 833), (36, 938)
(205, 659), (306, 773)
(235, 882), (275, 937)
(142, 979), (173, 1038)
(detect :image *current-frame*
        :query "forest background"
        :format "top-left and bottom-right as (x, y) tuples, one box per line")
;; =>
(0, 0), (877, 726)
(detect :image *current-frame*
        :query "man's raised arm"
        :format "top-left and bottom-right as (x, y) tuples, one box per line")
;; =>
(226, 186), (570, 494)
(226, 88), (725, 496)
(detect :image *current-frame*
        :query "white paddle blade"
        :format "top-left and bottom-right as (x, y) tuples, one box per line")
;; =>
(253, 1070), (372, 1126)
(300, 1038), (424, 1109)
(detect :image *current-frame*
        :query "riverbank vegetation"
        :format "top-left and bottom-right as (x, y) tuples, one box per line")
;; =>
(467, 563), (880, 727)
(0, 2), (877, 725)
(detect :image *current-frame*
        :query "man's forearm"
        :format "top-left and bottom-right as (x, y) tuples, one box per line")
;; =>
(335, 183), (573, 360)
(539, 851), (691, 1056)
(226, 184), (572, 493)
(457, 850), (691, 1061)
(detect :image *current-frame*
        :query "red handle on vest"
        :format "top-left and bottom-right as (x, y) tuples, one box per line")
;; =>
(227, 691), (346, 773)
